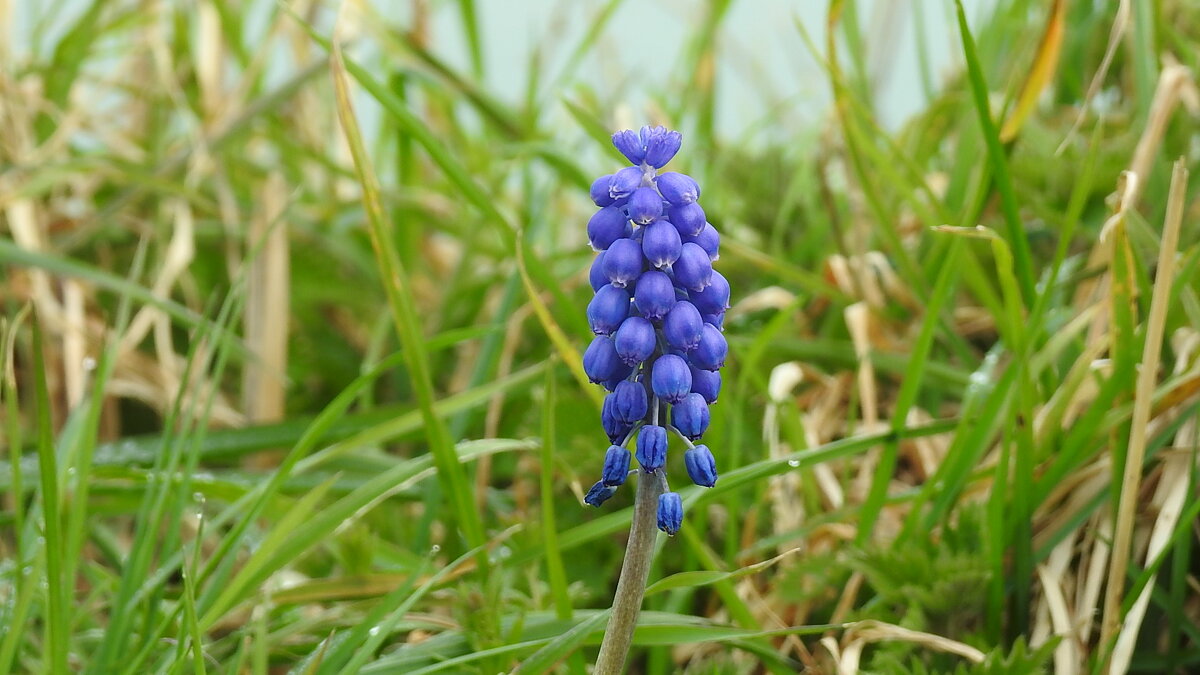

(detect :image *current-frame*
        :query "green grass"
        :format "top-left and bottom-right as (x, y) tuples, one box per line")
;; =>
(2, 1), (1200, 673)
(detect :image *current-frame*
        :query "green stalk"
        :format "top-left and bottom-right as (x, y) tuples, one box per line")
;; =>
(593, 470), (664, 674)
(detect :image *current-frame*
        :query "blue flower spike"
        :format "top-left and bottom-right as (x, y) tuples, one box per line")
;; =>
(582, 125), (730, 539)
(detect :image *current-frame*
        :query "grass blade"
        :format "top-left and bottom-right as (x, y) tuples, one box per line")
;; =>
(953, 0), (1037, 305)
(30, 314), (68, 674)
(331, 39), (488, 569)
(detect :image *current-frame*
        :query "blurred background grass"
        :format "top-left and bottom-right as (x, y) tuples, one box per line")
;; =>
(2, 0), (1200, 673)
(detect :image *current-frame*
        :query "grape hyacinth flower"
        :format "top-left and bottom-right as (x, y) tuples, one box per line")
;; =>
(586, 125), (731, 674)
(581, 125), (731, 530)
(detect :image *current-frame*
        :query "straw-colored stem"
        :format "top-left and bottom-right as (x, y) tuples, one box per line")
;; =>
(1099, 159), (1188, 671)
(594, 470), (663, 674)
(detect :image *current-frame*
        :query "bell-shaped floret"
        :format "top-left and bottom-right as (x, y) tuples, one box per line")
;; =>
(663, 301), (704, 351)
(588, 284), (630, 335)
(655, 172), (699, 205)
(588, 206), (631, 251)
(635, 424), (668, 472)
(683, 445), (718, 487)
(651, 353), (692, 403)
(673, 243), (713, 292)
(671, 393), (710, 440)
(614, 316), (656, 366)
(688, 324), (727, 371)
(634, 270), (675, 322)
(657, 492), (683, 534)
(642, 220), (682, 269)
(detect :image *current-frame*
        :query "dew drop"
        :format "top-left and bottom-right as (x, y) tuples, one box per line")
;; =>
(368, 626), (381, 637)
(430, 544), (441, 554)
(786, 459), (800, 468)
(82, 356), (97, 371)
(22, 566), (33, 576)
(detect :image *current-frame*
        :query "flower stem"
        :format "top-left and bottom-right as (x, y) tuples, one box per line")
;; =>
(594, 468), (663, 674)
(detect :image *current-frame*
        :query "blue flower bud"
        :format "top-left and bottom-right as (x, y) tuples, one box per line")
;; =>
(602, 445), (631, 486)
(683, 222), (719, 260)
(655, 172), (699, 205)
(671, 392), (710, 440)
(643, 127), (683, 169)
(602, 238), (643, 288)
(609, 166), (643, 200)
(689, 270), (729, 314)
(689, 365), (721, 404)
(614, 316), (655, 366)
(601, 395), (632, 443)
(628, 187), (663, 225)
(588, 284), (630, 335)
(612, 130), (646, 165)
(667, 202), (706, 237)
(651, 353), (692, 403)
(657, 492), (683, 535)
(584, 480), (618, 507)
(703, 311), (725, 331)
(673, 242), (713, 292)
(641, 220), (682, 269)
(588, 206), (631, 251)
(683, 445), (718, 487)
(663, 301), (703, 351)
(590, 174), (615, 206)
(689, 324), (727, 371)
(635, 424), (668, 471)
(633, 270), (675, 322)
(601, 360), (634, 392)
(610, 380), (648, 424)
(589, 251), (608, 292)
(583, 336), (621, 383)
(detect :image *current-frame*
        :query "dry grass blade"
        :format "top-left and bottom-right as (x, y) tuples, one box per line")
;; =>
(242, 173), (291, 427)
(1099, 159), (1189, 670)
(830, 620), (986, 674)
(1000, 0), (1067, 142)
